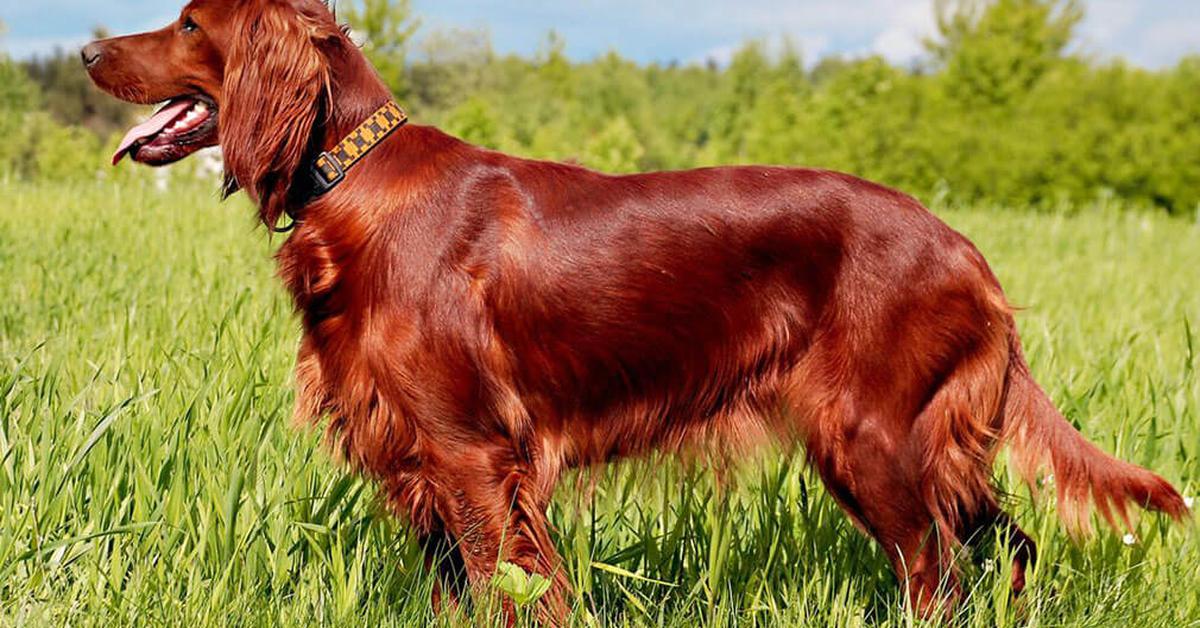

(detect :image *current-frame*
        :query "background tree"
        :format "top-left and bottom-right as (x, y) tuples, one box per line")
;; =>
(343, 0), (419, 98)
(407, 27), (492, 114)
(0, 21), (38, 114)
(20, 28), (134, 136)
(927, 0), (1083, 105)
(2, 0), (1198, 213)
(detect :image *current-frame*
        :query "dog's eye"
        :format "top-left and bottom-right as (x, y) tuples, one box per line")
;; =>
(182, 16), (199, 33)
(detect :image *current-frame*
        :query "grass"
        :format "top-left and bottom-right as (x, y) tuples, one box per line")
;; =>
(0, 178), (1197, 627)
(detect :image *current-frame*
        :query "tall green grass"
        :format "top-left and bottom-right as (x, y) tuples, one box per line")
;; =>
(1, 179), (1196, 626)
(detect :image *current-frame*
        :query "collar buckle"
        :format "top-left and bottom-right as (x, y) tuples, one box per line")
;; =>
(306, 102), (407, 200)
(311, 151), (346, 195)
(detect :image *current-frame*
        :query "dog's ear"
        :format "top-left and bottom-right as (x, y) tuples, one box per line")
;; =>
(221, 0), (337, 228)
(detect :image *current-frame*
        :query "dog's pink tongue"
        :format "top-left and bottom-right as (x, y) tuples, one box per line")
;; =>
(112, 100), (193, 165)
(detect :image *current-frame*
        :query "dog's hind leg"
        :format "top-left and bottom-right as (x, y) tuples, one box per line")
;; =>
(786, 309), (1014, 616)
(960, 505), (1037, 594)
(802, 396), (962, 616)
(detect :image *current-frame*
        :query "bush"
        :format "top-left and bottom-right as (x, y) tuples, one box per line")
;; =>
(5, 0), (1199, 214)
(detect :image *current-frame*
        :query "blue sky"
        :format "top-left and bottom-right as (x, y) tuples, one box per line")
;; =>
(2, 1), (1198, 68)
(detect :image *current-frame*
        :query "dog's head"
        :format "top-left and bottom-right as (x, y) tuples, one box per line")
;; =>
(84, 0), (355, 224)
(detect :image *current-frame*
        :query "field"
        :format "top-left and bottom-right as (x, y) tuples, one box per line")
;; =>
(1, 178), (1197, 627)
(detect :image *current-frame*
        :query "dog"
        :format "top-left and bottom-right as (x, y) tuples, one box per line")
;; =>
(83, 0), (1189, 621)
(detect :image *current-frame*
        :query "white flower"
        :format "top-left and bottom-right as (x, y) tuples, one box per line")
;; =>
(1122, 533), (1137, 546)
(1185, 496), (1195, 510)
(982, 559), (995, 573)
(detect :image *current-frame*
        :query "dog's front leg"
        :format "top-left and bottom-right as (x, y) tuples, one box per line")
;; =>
(434, 447), (570, 626)
(420, 524), (468, 615)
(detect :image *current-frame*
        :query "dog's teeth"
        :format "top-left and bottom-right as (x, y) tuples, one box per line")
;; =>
(195, 102), (208, 112)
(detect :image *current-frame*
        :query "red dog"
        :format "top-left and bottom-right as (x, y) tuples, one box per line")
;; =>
(84, 0), (1188, 621)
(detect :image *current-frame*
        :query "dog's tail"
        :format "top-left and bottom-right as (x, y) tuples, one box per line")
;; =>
(1002, 336), (1190, 535)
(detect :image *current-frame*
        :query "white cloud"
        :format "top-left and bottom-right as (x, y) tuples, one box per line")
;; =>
(1071, 0), (1199, 67)
(1077, 0), (1140, 45)
(1132, 18), (1200, 67)
(872, 0), (936, 64)
(607, 0), (936, 64)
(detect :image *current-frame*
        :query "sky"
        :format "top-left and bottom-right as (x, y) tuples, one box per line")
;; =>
(2, 0), (1198, 69)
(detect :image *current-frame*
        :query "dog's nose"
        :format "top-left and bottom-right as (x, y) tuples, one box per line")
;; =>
(81, 43), (104, 68)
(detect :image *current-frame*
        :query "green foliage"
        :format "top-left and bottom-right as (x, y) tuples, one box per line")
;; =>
(1, 43), (39, 180)
(20, 28), (135, 136)
(583, 116), (644, 173)
(491, 562), (552, 608)
(6, 0), (1200, 213)
(407, 27), (494, 115)
(929, 0), (1083, 105)
(29, 114), (104, 181)
(535, 31), (575, 100)
(0, 56), (38, 113)
(396, 0), (1196, 213)
(444, 95), (501, 149)
(1, 180), (1198, 625)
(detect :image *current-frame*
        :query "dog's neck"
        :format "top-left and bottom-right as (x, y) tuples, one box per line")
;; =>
(317, 38), (396, 155)
(279, 36), (400, 222)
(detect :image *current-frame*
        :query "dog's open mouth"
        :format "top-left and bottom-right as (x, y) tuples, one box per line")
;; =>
(112, 95), (218, 166)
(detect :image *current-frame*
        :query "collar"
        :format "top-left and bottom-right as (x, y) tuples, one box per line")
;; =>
(309, 101), (408, 196)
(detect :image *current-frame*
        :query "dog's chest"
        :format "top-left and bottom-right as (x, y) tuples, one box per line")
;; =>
(277, 220), (486, 404)
(275, 226), (350, 316)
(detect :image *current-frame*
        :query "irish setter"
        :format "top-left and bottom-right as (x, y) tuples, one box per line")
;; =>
(84, 0), (1189, 622)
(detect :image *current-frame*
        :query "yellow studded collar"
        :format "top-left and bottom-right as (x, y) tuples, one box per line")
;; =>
(310, 101), (408, 195)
